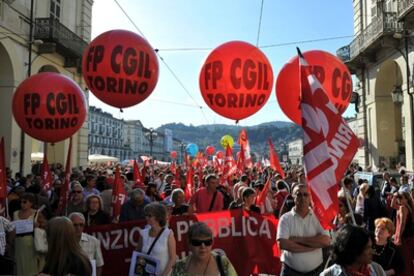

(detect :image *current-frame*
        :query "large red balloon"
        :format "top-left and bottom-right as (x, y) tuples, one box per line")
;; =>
(82, 30), (159, 108)
(12, 72), (87, 143)
(205, 146), (215, 156)
(170, 151), (177, 159)
(199, 41), (273, 120)
(276, 50), (352, 125)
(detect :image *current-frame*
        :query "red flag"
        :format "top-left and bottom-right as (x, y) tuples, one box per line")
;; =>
(57, 137), (72, 215)
(112, 166), (127, 220)
(268, 139), (286, 178)
(0, 137), (7, 200)
(298, 48), (359, 229)
(41, 153), (53, 192)
(170, 161), (177, 175)
(256, 176), (271, 205)
(185, 166), (194, 200)
(133, 160), (145, 189)
(238, 128), (253, 168)
(255, 160), (263, 173)
(223, 145), (237, 179)
(236, 144), (245, 176)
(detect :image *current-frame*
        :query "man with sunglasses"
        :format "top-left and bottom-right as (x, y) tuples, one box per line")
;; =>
(66, 182), (85, 216)
(277, 184), (331, 276)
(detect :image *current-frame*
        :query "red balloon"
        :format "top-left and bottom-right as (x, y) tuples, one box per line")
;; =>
(199, 41), (273, 120)
(276, 50), (352, 125)
(170, 151), (177, 159)
(205, 146), (215, 156)
(216, 151), (224, 159)
(82, 30), (159, 108)
(12, 72), (87, 143)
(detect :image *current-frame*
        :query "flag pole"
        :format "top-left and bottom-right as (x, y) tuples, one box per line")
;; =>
(340, 180), (357, 226)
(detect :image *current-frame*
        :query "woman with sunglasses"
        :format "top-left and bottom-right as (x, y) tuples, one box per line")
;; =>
(13, 193), (44, 275)
(66, 182), (85, 216)
(136, 202), (176, 276)
(171, 222), (237, 276)
(391, 191), (414, 276)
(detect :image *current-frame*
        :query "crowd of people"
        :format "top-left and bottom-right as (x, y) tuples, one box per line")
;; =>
(0, 160), (413, 275)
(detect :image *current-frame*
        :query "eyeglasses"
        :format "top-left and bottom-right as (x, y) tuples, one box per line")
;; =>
(21, 200), (28, 204)
(73, 191), (82, 194)
(73, 223), (85, 227)
(145, 214), (153, 218)
(190, 239), (213, 247)
(295, 192), (309, 197)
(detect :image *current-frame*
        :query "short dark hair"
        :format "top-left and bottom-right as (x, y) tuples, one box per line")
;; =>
(240, 175), (248, 182)
(21, 192), (35, 204)
(332, 225), (371, 266)
(205, 174), (218, 184)
(242, 187), (256, 200)
(343, 177), (353, 186)
(144, 203), (168, 227)
(188, 222), (213, 241)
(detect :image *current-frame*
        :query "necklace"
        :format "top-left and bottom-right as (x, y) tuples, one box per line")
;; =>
(373, 244), (386, 256)
(189, 255), (211, 275)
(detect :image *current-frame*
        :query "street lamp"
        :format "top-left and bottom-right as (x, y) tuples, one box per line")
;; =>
(145, 128), (158, 160)
(391, 85), (404, 104)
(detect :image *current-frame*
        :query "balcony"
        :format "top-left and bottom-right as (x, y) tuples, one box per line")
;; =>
(34, 18), (88, 68)
(337, 12), (403, 72)
(398, 0), (414, 19)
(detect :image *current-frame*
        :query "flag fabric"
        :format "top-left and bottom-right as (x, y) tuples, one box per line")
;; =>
(236, 144), (246, 176)
(256, 176), (271, 206)
(57, 137), (72, 215)
(41, 153), (53, 192)
(255, 160), (263, 173)
(298, 48), (359, 229)
(133, 160), (145, 189)
(185, 165), (194, 200)
(0, 137), (6, 200)
(223, 145), (237, 181)
(268, 139), (286, 178)
(238, 128), (253, 168)
(112, 166), (127, 220)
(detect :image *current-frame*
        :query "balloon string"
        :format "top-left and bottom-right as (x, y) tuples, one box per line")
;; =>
(120, 108), (123, 113)
(235, 120), (239, 124)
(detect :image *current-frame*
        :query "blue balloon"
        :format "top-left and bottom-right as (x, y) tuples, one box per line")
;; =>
(186, 143), (199, 157)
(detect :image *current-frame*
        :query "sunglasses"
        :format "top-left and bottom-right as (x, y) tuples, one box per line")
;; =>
(190, 239), (213, 247)
(73, 191), (82, 194)
(295, 192), (309, 197)
(145, 214), (153, 218)
(21, 200), (28, 204)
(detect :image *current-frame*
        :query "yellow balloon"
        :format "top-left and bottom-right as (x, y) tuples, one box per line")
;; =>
(220, 135), (234, 149)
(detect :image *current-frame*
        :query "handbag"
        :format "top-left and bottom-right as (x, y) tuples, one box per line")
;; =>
(134, 228), (165, 276)
(33, 207), (48, 253)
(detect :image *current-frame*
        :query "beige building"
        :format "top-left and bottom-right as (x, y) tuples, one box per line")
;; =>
(0, 0), (93, 174)
(288, 138), (303, 165)
(337, 0), (414, 171)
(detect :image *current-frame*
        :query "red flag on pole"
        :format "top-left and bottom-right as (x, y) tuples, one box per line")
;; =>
(268, 139), (286, 178)
(185, 165), (194, 200)
(41, 153), (53, 192)
(223, 145), (237, 180)
(57, 137), (72, 215)
(256, 176), (271, 205)
(298, 48), (359, 229)
(236, 144), (245, 176)
(0, 137), (7, 200)
(111, 166), (127, 221)
(238, 128), (253, 168)
(133, 160), (145, 189)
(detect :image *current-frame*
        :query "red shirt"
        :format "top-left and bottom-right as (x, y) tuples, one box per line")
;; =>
(189, 187), (223, 213)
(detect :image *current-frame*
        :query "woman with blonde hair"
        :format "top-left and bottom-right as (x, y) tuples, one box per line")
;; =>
(355, 183), (368, 215)
(42, 216), (92, 276)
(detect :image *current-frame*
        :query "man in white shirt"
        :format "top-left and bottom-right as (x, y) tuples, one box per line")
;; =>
(69, 212), (104, 276)
(277, 184), (331, 275)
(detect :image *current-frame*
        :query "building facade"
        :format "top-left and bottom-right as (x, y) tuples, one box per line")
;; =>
(337, 0), (414, 170)
(288, 138), (303, 165)
(0, 0), (93, 174)
(88, 106), (131, 161)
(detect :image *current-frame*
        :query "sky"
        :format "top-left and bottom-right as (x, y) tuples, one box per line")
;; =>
(90, 0), (355, 128)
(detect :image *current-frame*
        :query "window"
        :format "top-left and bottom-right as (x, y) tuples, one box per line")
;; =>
(50, 0), (61, 20)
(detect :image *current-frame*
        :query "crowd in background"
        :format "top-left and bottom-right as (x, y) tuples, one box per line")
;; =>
(0, 160), (413, 275)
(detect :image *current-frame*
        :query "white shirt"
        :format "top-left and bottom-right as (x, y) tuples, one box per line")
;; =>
(277, 208), (328, 272)
(140, 226), (171, 275)
(80, 232), (104, 267)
